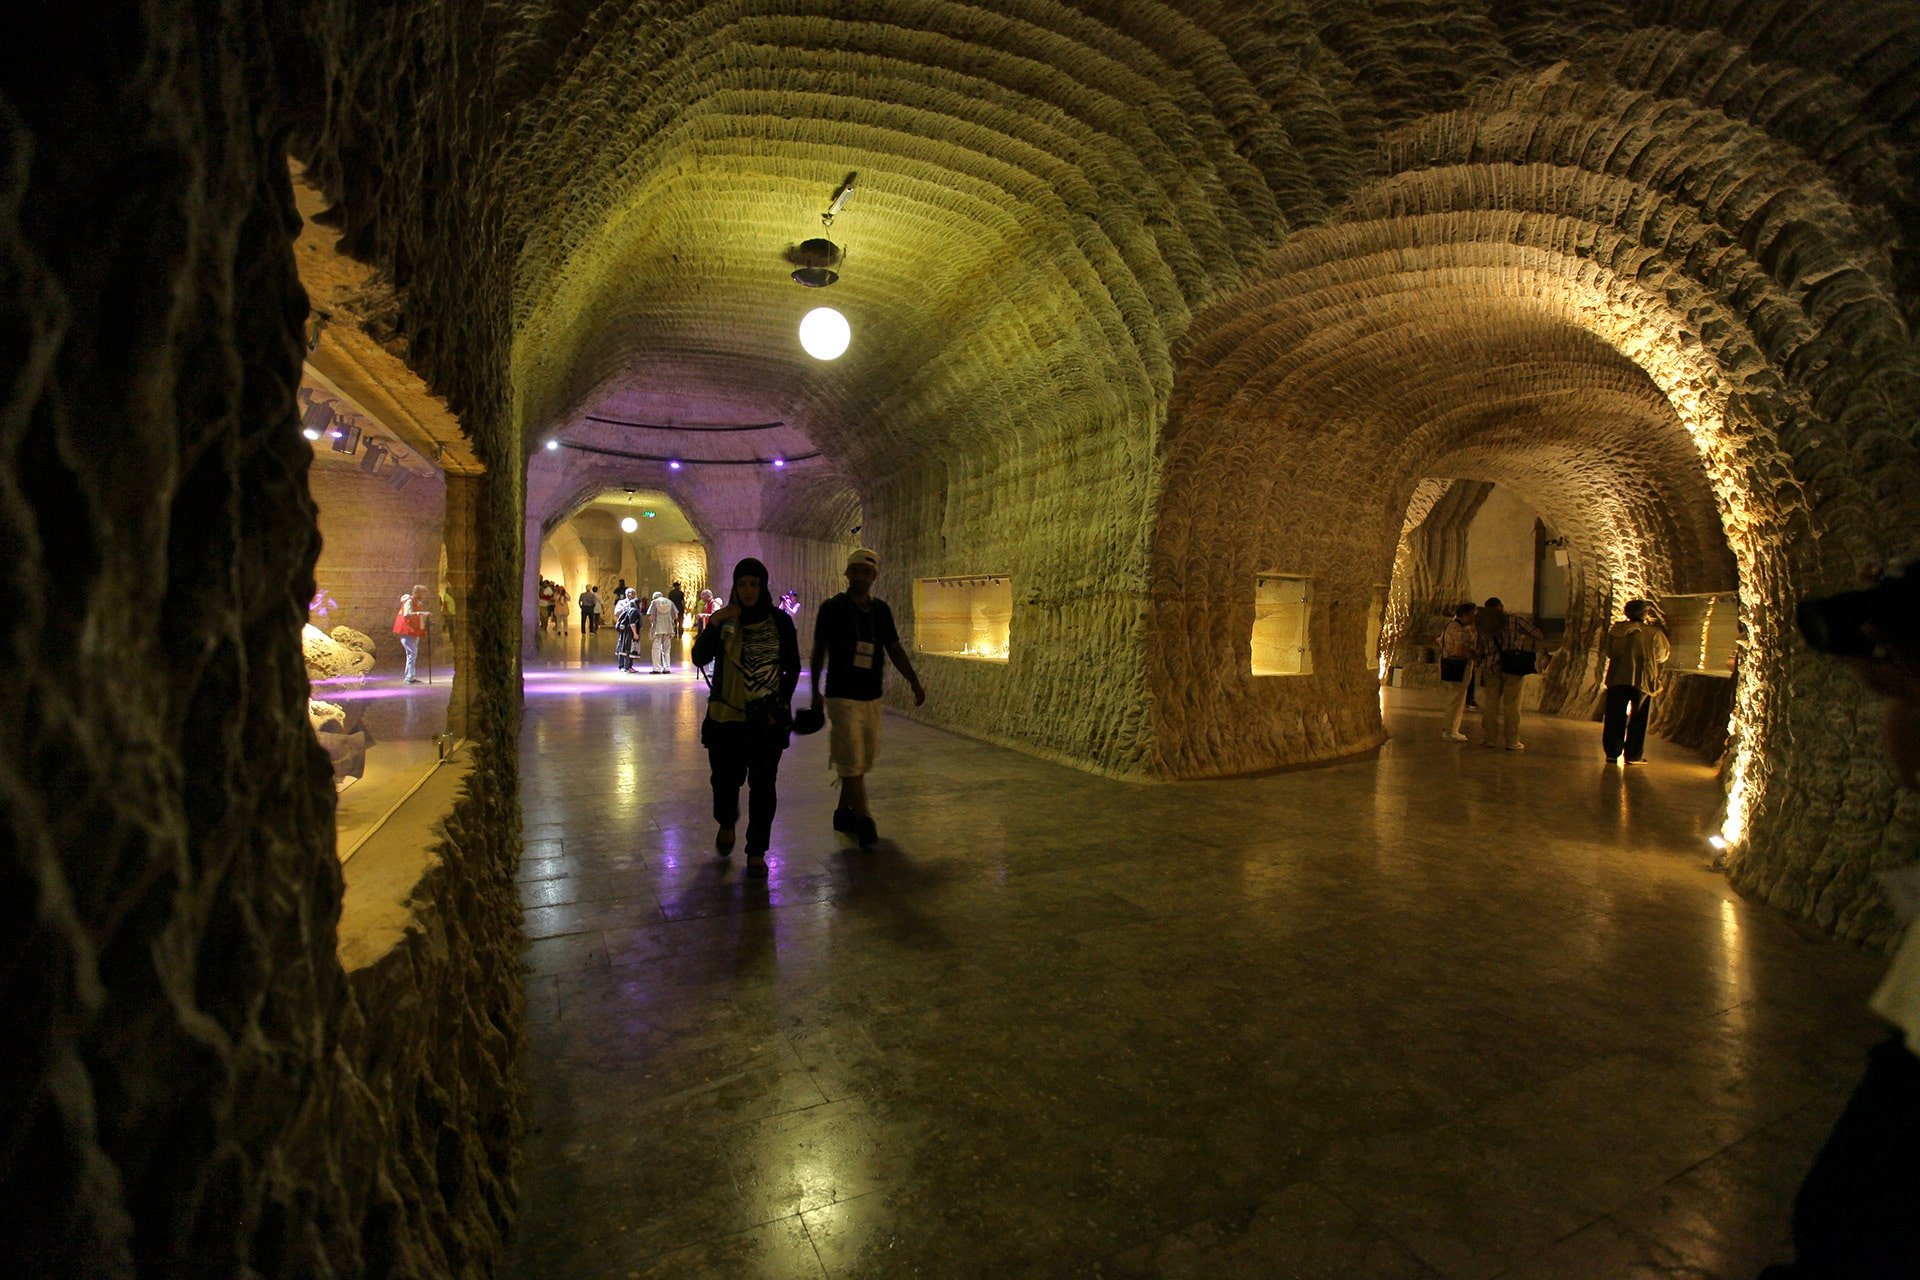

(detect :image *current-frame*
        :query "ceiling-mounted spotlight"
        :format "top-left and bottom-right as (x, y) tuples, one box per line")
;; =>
(544, 437), (560, 452)
(300, 402), (333, 442)
(668, 459), (682, 471)
(824, 172), (856, 224)
(621, 516), (638, 533)
(789, 238), (841, 288)
(799, 306), (850, 360)
(786, 172), (858, 287)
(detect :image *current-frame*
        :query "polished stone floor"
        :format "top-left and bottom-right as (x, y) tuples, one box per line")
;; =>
(507, 640), (1888, 1279)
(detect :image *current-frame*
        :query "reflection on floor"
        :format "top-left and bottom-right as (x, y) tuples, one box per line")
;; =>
(328, 671), (453, 860)
(507, 655), (1886, 1280)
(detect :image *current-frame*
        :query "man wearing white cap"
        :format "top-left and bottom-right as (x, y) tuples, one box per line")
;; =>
(809, 546), (925, 847)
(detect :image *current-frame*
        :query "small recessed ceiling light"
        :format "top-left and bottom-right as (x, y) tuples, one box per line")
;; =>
(545, 438), (560, 451)
(620, 516), (638, 533)
(772, 457), (786, 468)
(668, 460), (682, 471)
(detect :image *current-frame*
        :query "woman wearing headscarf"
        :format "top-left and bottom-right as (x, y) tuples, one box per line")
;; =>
(691, 558), (800, 866)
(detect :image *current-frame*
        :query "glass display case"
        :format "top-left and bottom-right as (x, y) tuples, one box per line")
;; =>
(1658, 592), (1739, 677)
(1252, 574), (1313, 675)
(913, 575), (1013, 662)
(299, 373), (452, 859)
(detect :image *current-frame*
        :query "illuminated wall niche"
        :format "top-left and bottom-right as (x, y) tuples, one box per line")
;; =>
(914, 575), (1012, 662)
(1252, 574), (1313, 675)
(1365, 583), (1387, 671)
(1659, 592), (1739, 678)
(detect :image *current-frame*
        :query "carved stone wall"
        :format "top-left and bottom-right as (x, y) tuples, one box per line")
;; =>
(1, 1), (525, 1274)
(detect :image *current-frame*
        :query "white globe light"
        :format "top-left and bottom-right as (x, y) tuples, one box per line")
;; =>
(798, 306), (850, 360)
(620, 516), (638, 533)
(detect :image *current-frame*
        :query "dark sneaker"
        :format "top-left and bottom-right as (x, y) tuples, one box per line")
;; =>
(856, 816), (878, 849)
(833, 807), (857, 834)
(715, 826), (736, 855)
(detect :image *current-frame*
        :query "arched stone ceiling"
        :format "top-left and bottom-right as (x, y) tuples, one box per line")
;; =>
(498, 1), (1370, 472)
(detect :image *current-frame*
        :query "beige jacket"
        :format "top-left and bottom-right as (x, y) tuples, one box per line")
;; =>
(1603, 620), (1671, 692)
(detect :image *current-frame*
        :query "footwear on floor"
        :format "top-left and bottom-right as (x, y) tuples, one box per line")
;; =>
(856, 816), (879, 848)
(833, 807), (857, 833)
(715, 825), (735, 854)
(1506, 742), (1526, 752)
(1441, 730), (1468, 742)
(1625, 757), (1646, 765)
(1606, 756), (1620, 764)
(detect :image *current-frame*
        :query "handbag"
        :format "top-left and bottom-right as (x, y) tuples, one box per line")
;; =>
(1439, 656), (1467, 683)
(1498, 648), (1539, 676)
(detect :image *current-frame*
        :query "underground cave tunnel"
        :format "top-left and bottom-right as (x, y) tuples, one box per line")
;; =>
(7, 2), (1920, 1277)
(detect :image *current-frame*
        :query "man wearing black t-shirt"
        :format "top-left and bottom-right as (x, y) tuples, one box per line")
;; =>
(810, 547), (925, 847)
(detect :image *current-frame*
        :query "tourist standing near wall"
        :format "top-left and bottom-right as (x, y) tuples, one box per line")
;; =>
(395, 584), (430, 684)
(810, 548), (926, 848)
(1602, 600), (1671, 765)
(1436, 601), (1478, 742)
(1475, 597), (1543, 751)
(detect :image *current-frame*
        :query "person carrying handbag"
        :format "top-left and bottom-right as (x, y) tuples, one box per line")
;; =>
(1435, 601), (1479, 741)
(1475, 597), (1545, 751)
(691, 558), (801, 867)
(392, 583), (430, 684)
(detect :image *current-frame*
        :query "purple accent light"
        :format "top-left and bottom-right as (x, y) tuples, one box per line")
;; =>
(772, 457), (786, 468)
(668, 459), (682, 471)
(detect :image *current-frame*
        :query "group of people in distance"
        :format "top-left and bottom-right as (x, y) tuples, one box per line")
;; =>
(692, 547), (924, 871)
(606, 580), (690, 674)
(1435, 595), (1671, 761)
(536, 577), (570, 635)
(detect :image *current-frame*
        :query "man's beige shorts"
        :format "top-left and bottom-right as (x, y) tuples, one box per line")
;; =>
(826, 697), (883, 777)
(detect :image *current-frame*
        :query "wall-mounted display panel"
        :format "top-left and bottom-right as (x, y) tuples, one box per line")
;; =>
(1253, 574), (1314, 675)
(914, 575), (1012, 662)
(1659, 592), (1738, 677)
(1365, 583), (1387, 671)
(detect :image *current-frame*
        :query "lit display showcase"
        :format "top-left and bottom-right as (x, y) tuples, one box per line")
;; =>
(1365, 583), (1387, 671)
(1252, 574), (1314, 675)
(914, 575), (1013, 661)
(1658, 592), (1739, 677)
(299, 373), (452, 859)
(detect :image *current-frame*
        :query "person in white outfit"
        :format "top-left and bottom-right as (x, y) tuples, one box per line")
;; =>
(647, 591), (678, 673)
(1435, 601), (1478, 741)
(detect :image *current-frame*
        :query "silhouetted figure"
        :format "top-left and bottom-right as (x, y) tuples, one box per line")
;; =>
(1761, 566), (1920, 1278)
(1601, 599), (1670, 764)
